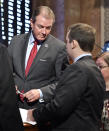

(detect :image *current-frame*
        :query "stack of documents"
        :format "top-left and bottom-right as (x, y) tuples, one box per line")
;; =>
(19, 108), (37, 125)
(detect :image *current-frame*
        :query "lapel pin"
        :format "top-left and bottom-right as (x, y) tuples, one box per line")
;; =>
(45, 44), (48, 48)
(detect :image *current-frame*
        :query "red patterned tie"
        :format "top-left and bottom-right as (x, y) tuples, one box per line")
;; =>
(25, 41), (37, 76)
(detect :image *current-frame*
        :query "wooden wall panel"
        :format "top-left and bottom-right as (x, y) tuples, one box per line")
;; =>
(64, 0), (80, 38)
(80, 0), (101, 58)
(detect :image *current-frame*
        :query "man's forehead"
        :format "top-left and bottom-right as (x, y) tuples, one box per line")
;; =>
(35, 16), (53, 26)
(36, 14), (53, 21)
(96, 57), (104, 63)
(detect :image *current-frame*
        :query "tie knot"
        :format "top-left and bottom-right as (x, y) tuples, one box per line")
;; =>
(34, 40), (37, 45)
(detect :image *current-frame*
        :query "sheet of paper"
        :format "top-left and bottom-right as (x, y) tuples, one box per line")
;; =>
(19, 108), (36, 125)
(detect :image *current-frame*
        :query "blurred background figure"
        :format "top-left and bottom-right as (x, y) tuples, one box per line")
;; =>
(96, 52), (109, 131)
(102, 41), (109, 53)
(0, 43), (24, 131)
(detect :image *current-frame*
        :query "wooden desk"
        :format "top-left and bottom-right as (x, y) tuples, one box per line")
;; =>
(24, 123), (39, 131)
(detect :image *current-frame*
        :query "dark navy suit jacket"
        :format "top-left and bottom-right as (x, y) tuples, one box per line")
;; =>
(0, 44), (23, 131)
(33, 56), (105, 131)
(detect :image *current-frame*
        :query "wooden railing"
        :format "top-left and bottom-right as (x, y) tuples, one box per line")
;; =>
(24, 123), (39, 131)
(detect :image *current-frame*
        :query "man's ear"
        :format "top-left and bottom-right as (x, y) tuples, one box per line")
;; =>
(71, 40), (76, 49)
(30, 19), (33, 29)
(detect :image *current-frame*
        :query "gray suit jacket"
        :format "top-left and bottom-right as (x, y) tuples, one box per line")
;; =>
(8, 33), (68, 109)
(33, 56), (105, 131)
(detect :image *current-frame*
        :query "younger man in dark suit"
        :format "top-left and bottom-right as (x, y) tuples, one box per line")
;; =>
(27, 23), (105, 131)
(0, 43), (24, 131)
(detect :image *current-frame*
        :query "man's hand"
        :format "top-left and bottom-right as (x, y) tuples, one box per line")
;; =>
(24, 89), (40, 102)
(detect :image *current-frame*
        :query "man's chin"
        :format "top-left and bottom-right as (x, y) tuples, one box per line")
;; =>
(38, 37), (47, 41)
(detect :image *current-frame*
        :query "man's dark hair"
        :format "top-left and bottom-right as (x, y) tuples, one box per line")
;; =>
(68, 23), (96, 52)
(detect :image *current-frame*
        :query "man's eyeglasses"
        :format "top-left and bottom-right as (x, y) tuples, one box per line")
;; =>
(98, 65), (109, 70)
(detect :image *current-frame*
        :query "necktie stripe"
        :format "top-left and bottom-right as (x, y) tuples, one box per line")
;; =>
(25, 41), (37, 76)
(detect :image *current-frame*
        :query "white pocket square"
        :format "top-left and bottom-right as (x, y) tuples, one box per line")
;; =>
(40, 59), (47, 62)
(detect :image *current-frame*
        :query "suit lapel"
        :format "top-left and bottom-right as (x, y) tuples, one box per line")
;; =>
(20, 33), (30, 77)
(27, 36), (50, 77)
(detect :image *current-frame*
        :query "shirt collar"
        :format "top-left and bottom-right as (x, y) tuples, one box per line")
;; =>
(74, 53), (92, 63)
(29, 32), (44, 45)
(29, 32), (35, 45)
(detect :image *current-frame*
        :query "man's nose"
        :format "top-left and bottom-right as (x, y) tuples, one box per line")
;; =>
(41, 28), (46, 34)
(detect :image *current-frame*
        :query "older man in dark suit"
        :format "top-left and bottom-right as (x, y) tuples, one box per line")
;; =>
(0, 43), (24, 131)
(8, 6), (68, 109)
(27, 23), (105, 131)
